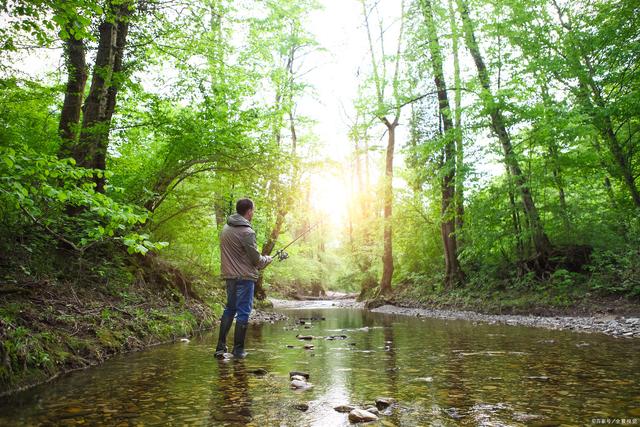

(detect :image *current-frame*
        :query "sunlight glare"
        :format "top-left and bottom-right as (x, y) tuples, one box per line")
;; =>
(309, 171), (351, 229)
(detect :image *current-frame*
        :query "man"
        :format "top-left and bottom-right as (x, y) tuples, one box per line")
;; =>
(215, 198), (272, 359)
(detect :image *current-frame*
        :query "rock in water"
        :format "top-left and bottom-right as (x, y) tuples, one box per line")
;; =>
(296, 335), (314, 340)
(348, 409), (379, 423)
(291, 375), (306, 382)
(334, 405), (355, 413)
(303, 344), (314, 350)
(180, 338), (190, 343)
(291, 379), (313, 390)
(375, 397), (395, 410)
(289, 371), (310, 379)
(292, 403), (309, 412)
(365, 407), (379, 415)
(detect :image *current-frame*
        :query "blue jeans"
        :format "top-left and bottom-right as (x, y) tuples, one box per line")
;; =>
(222, 279), (254, 323)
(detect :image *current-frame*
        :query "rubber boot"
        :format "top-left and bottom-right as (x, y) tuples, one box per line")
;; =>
(232, 321), (249, 359)
(215, 315), (234, 359)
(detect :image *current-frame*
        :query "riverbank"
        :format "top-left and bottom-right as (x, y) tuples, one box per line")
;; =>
(370, 304), (640, 338)
(0, 255), (285, 398)
(272, 296), (640, 338)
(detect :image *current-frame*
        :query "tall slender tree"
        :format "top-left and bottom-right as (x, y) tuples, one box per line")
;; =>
(456, 0), (553, 266)
(361, 0), (405, 295)
(420, 0), (464, 287)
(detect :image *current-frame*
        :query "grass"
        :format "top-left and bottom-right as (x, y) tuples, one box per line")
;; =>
(0, 250), (225, 396)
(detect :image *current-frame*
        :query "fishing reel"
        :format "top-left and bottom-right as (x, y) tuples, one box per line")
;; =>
(274, 249), (289, 262)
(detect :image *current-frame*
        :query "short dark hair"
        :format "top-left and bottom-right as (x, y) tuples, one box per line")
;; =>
(236, 198), (254, 216)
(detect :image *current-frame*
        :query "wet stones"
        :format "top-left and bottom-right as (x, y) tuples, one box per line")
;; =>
(290, 372), (313, 390)
(375, 397), (395, 410)
(289, 371), (310, 380)
(325, 335), (348, 340)
(296, 334), (314, 340)
(348, 408), (379, 423)
(290, 379), (312, 389)
(292, 403), (309, 412)
(334, 405), (355, 413)
(303, 344), (314, 350)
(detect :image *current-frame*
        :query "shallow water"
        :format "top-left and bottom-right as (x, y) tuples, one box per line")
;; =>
(1, 304), (639, 426)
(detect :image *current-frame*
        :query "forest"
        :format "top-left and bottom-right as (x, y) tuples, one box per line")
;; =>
(1, 0), (639, 397)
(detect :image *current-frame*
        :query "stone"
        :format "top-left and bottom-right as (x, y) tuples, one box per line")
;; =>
(292, 403), (309, 412)
(296, 334), (313, 340)
(348, 409), (379, 423)
(289, 371), (310, 379)
(303, 344), (314, 350)
(375, 397), (395, 410)
(291, 375), (306, 382)
(334, 405), (355, 413)
(249, 368), (268, 376)
(180, 338), (190, 343)
(291, 379), (313, 390)
(365, 407), (379, 415)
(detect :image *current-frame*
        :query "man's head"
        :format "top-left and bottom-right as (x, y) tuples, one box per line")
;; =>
(236, 198), (255, 221)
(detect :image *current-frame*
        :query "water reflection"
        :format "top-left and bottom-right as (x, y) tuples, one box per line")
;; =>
(0, 307), (639, 426)
(209, 362), (252, 426)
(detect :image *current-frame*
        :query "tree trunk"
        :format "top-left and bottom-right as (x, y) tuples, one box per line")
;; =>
(58, 36), (87, 157)
(447, 0), (465, 233)
(456, 0), (552, 264)
(421, 0), (464, 287)
(76, 3), (131, 193)
(380, 118), (397, 296)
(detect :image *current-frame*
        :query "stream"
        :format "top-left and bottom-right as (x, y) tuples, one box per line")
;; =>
(1, 300), (639, 426)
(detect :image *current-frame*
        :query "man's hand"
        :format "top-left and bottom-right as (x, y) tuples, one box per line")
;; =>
(265, 255), (273, 265)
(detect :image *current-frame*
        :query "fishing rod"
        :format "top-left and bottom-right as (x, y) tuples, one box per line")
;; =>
(274, 222), (321, 261)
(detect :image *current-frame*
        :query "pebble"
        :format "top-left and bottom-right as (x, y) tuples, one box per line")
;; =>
(289, 371), (310, 379)
(375, 397), (395, 410)
(290, 379), (313, 390)
(348, 409), (379, 423)
(296, 335), (314, 340)
(292, 403), (309, 412)
(334, 405), (355, 413)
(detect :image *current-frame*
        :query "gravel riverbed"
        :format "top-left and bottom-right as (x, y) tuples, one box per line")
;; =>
(370, 304), (640, 338)
(271, 297), (639, 338)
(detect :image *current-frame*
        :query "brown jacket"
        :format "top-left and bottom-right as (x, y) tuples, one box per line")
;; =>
(220, 213), (269, 281)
